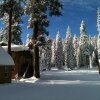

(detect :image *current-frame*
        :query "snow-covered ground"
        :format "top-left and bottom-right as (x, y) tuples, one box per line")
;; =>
(0, 69), (100, 100)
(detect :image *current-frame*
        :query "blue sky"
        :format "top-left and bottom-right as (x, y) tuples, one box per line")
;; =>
(47, 0), (100, 39)
(0, 0), (100, 44)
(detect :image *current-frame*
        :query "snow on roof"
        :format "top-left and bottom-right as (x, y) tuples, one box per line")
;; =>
(2, 45), (29, 52)
(0, 41), (8, 44)
(0, 46), (15, 66)
(0, 41), (8, 46)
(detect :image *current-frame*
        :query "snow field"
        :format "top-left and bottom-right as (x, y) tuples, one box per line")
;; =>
(0, 69), (100, 100)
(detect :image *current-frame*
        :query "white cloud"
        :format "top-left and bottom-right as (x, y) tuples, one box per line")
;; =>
(61, 0), (100, 11)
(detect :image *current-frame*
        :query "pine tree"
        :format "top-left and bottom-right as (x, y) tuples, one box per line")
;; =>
(91, 36), (97, 49)
(39, 48), (47, 71)
(51, 40), (56, 67)
(26, 34), (31, 46)
(0, 3), (23, 45)
(39, 36), (52, 71)
(0, 28), (8, 42)
(0, 0), (24, 54)
(25, 0), (63, 78)
(77, 20), (91, 68)
(92, 51), (96, 66)
(45, 36), (52, 70)
(11, 23), (23, 45)
(64, 26), (75, 69)
(55, 31), (63, 69)
(73, 34), (79, 67)
(76, 47), (81, 68)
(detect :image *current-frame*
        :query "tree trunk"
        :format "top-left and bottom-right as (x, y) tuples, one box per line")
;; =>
(33, 21), (40, 78)
(34, 45), (40, 78)
(8, 7), (12, 55)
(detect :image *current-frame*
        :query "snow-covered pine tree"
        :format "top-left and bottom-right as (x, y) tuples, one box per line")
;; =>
(0, 0), (24, 54)
(64, 26), (75, 69)
(91, 36), (97, 50)
(77, 20), (92, 68)
(73, 34), (79, 67)
(63, 39), (66, 66)
(39, 48), (47, 71)
(76, 47), (81, 68)
(55, 31), (63, 69)
(45, 36), (52, 70)
(62, 40), (65, 66)
(11, 23), (23, 45)
(0, 6), (23, 45)
(25, 34), (34, 50)
(0, 28), (8, 42)
(51, 40), (56, 67)
(26, 34), (31, 46)
(92, 51), (96, 66)
(39, 36), (52, 71)
(25, 0), (63, 78)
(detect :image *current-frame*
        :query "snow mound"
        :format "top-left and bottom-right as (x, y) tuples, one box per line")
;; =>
(12, 76), (38, 83)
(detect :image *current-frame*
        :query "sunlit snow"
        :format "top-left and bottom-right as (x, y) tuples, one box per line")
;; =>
(0, 68), (100, 100)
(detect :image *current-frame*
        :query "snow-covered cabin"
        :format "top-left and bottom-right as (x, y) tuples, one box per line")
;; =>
(2, 45), (33, 79)
(0, 46), (15, 84)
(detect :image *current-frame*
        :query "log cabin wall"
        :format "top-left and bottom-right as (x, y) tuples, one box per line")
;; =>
(11, 51), (24, 79)
(0, 66), (12, 84)
(11, 50), (33, 79)
(0, 66), (5, 83)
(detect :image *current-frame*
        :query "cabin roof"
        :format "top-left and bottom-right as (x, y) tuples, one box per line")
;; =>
(0, 46), (15, 66)
(2, 45), (29, 52)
